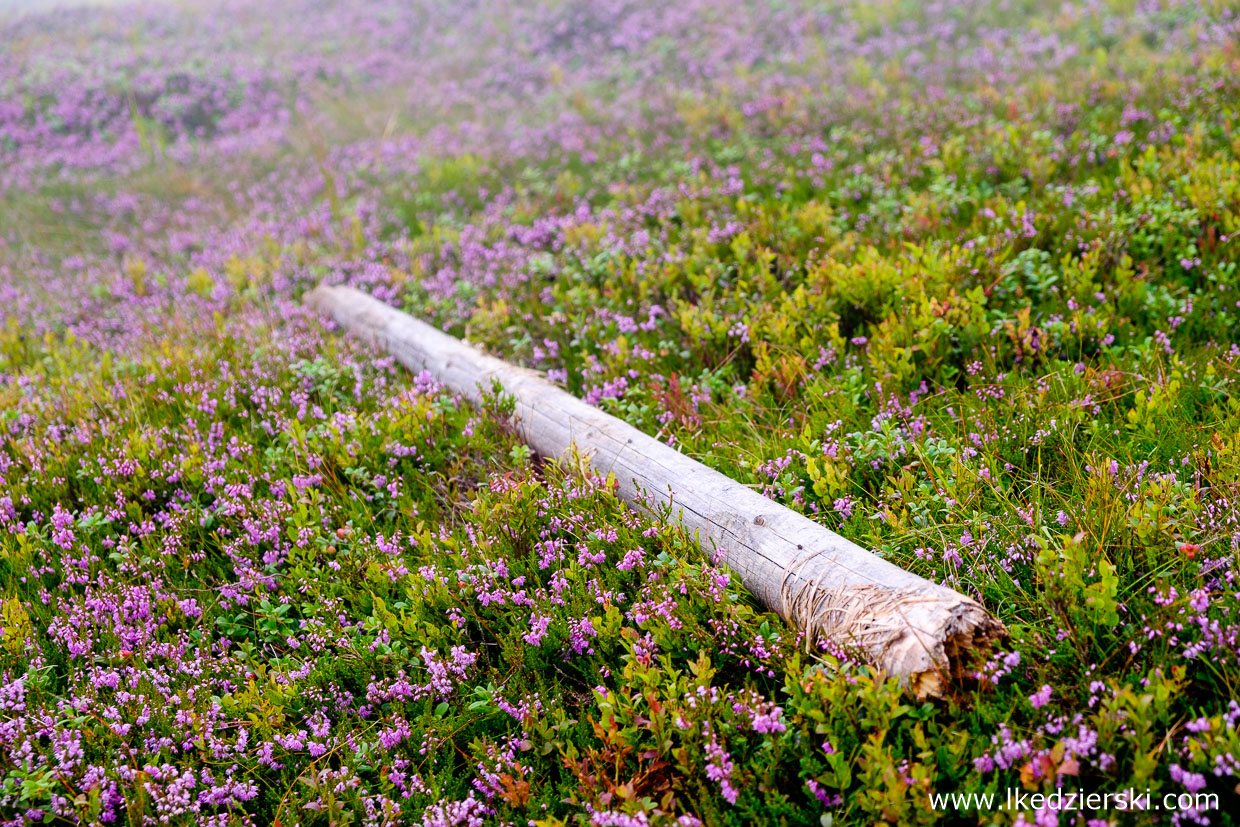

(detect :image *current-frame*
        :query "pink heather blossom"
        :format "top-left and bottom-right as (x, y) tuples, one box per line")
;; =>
(1030, 685), (1053, 709)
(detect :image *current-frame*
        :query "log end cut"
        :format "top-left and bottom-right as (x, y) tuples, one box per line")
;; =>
(900, 595), (1008, 701)
(783, 580), (1007, 701)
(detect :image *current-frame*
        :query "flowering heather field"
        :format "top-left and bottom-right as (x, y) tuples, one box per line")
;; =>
(3, 0), (1240, 824)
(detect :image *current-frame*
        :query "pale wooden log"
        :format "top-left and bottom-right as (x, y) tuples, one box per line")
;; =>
(306, 285), (1005, 699)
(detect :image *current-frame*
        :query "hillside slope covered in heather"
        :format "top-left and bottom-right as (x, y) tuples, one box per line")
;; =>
(2, 1), (1240, 824)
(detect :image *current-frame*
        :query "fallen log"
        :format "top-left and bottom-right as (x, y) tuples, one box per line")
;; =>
(306, 285), (1005, 699)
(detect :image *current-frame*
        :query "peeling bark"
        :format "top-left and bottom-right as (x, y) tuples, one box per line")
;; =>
(307, 285), (1006, 699)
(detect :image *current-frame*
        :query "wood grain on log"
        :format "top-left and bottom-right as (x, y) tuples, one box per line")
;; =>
(306, 285), (1006, 699)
